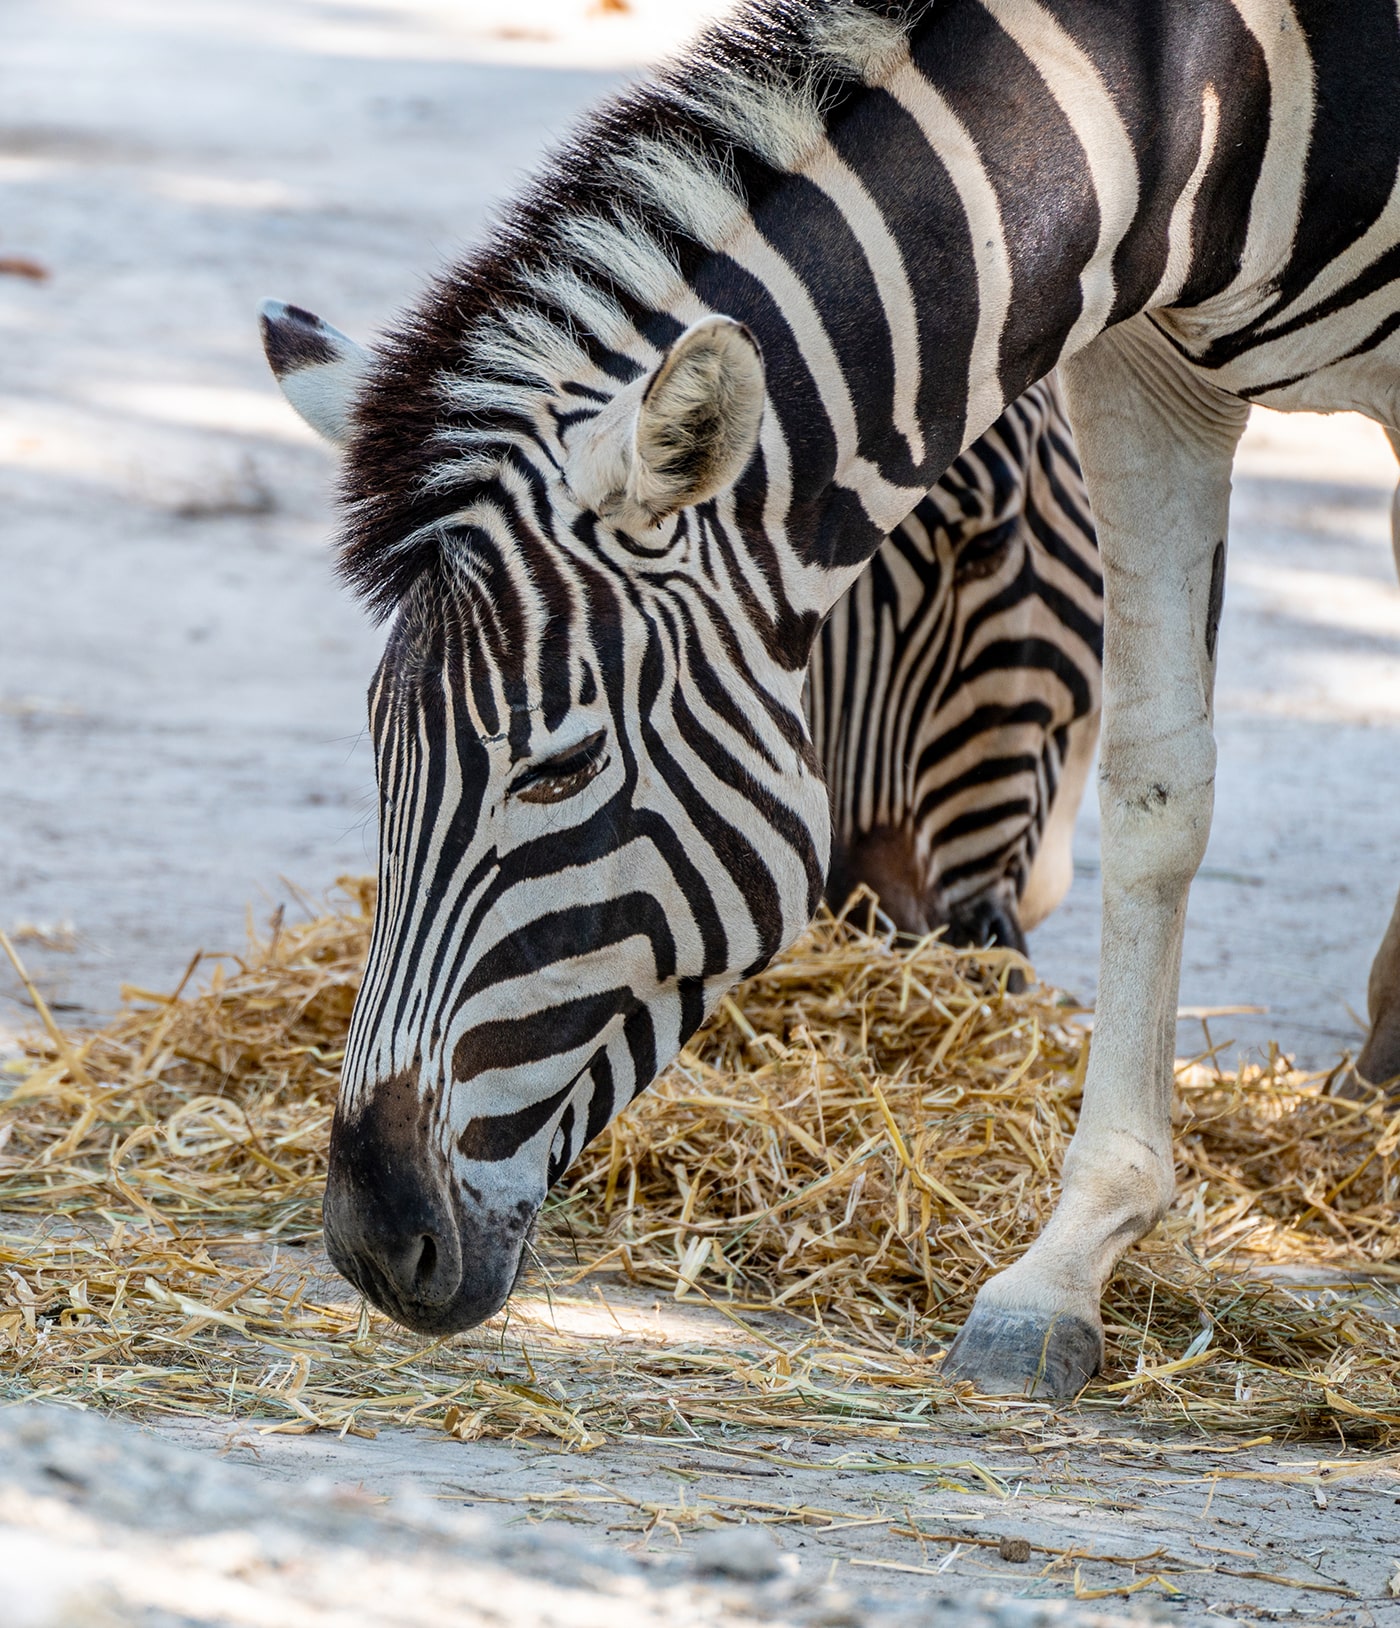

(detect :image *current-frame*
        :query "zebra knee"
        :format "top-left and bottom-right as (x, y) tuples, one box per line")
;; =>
(1097, 726), (1216, 902)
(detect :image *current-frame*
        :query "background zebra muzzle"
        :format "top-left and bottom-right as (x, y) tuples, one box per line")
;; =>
(322, 1071), (531, 1335)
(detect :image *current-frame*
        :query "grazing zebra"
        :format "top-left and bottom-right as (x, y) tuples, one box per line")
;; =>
(811, 376), (1100, 955)
(260, 0), (1400, 1396)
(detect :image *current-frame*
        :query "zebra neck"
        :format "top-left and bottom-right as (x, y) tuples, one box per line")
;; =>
(342, 1), (1288, 628)
(679, 0), (1268, 596)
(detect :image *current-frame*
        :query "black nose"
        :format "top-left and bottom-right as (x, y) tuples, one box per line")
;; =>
(322, 1072), (523, 1335)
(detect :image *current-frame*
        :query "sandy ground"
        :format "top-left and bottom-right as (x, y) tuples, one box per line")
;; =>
(21, 1397), (1341, 1628)
(5, 4), (1400, 1625)
(6, 1275), (1400, 1626)
(151, 1264), (1400, 1625)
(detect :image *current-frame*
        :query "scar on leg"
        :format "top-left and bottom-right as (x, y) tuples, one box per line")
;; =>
(1133, 783), (1170, 812)
(1205, 539), (1225, 660)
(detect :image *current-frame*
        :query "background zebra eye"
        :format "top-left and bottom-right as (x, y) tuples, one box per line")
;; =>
(954, 517), (1019, 583)
(512, 730), (609, 805)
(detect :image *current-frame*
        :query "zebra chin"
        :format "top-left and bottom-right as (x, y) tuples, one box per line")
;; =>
(321, 1073), (539, 1335)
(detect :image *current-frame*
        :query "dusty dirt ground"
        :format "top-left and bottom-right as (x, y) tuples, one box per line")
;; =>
(12, 1399), (1297, 1628)
(4, 3), (1400, 1625)
(7, 1271), (1400, 1625)
(146, 1265), (1400, 1624)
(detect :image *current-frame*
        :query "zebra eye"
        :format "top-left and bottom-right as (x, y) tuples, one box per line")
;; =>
(512, 729), (608, 805)
(954, 517), (1019, 583)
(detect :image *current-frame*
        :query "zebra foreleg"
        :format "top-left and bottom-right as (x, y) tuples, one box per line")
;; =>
(1351, 888), (1400, 1094)
(1345, 429), (1400, 1096)
(944, 316), (1248, 1397)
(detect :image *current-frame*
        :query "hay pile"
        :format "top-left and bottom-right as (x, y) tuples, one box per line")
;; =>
(2, 878), (1398, 1445)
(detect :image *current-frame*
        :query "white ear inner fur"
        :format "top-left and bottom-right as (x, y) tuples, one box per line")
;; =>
(279, 353), (370, 448)
(564, 316), (766, 531)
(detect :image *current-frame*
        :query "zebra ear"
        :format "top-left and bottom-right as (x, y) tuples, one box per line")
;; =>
(258, 299), (370, 448)
(567, 316), (765, 527)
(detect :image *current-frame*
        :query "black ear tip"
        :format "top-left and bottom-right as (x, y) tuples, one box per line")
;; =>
(257, 296), (339, 377)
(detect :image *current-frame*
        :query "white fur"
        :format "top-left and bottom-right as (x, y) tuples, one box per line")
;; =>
(610, 137), (748, 252)
(1145, 84), (1221, 311)
(468, 306), (594, 395)
(419, 436), (507, 495)
(439, 375), (542, 420)
(963, 314), (1251, 1383)
(517, 264), (640, 360)
(1388, 428), (1400, 575)
(809, 6), (913, 81)
(676, 72), (827, 173)
(553, 212), (686, 313)
(674, 3), (916, 174)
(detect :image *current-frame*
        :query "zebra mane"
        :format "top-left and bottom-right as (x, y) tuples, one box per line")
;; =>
(340, 0), (929, 620)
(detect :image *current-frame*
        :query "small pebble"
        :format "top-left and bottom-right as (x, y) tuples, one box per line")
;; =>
(997, 1535), (1032, 1563)
(692, 1524), (782, 1581)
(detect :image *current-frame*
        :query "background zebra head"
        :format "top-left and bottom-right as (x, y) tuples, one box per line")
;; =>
(261, 302), (833, 1335)
(811, 378), (1101, 962)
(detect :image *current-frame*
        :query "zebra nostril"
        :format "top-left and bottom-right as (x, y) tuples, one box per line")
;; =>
(324, 1079), (523, 1332)
(412, 1231), (439, 1293)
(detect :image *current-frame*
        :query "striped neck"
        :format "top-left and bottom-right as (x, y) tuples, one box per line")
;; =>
(343, 0), (1271, 634)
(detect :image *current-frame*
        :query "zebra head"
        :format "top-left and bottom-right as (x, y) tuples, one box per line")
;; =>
(260, 300), (831, 1335)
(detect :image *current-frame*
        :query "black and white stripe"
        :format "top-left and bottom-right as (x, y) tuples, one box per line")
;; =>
(259, 0), (1400, 1351)
(810, 375), (1100, 953)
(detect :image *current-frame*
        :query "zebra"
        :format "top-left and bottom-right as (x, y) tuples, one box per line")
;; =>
(258, 0), (1400, 1397)
(811, 375), (1100, 956)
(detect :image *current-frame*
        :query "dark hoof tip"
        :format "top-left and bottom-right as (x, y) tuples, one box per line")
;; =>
(941, 1305), (1102, 1398)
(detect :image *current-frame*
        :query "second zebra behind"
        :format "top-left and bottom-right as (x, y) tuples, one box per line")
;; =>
(813, 376), (1102, 960)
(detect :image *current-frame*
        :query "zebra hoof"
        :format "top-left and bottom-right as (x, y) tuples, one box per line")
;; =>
(941, 1305), (1102, 1398)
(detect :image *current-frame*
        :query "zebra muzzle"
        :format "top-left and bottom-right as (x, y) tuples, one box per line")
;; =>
(322, 1075), (531, 1334)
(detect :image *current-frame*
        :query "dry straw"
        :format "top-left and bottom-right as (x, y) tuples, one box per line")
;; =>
(2, 878), (1398, 1447)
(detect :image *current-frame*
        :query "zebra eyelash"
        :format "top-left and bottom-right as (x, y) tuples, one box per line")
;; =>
(510, 729), (610, 804)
